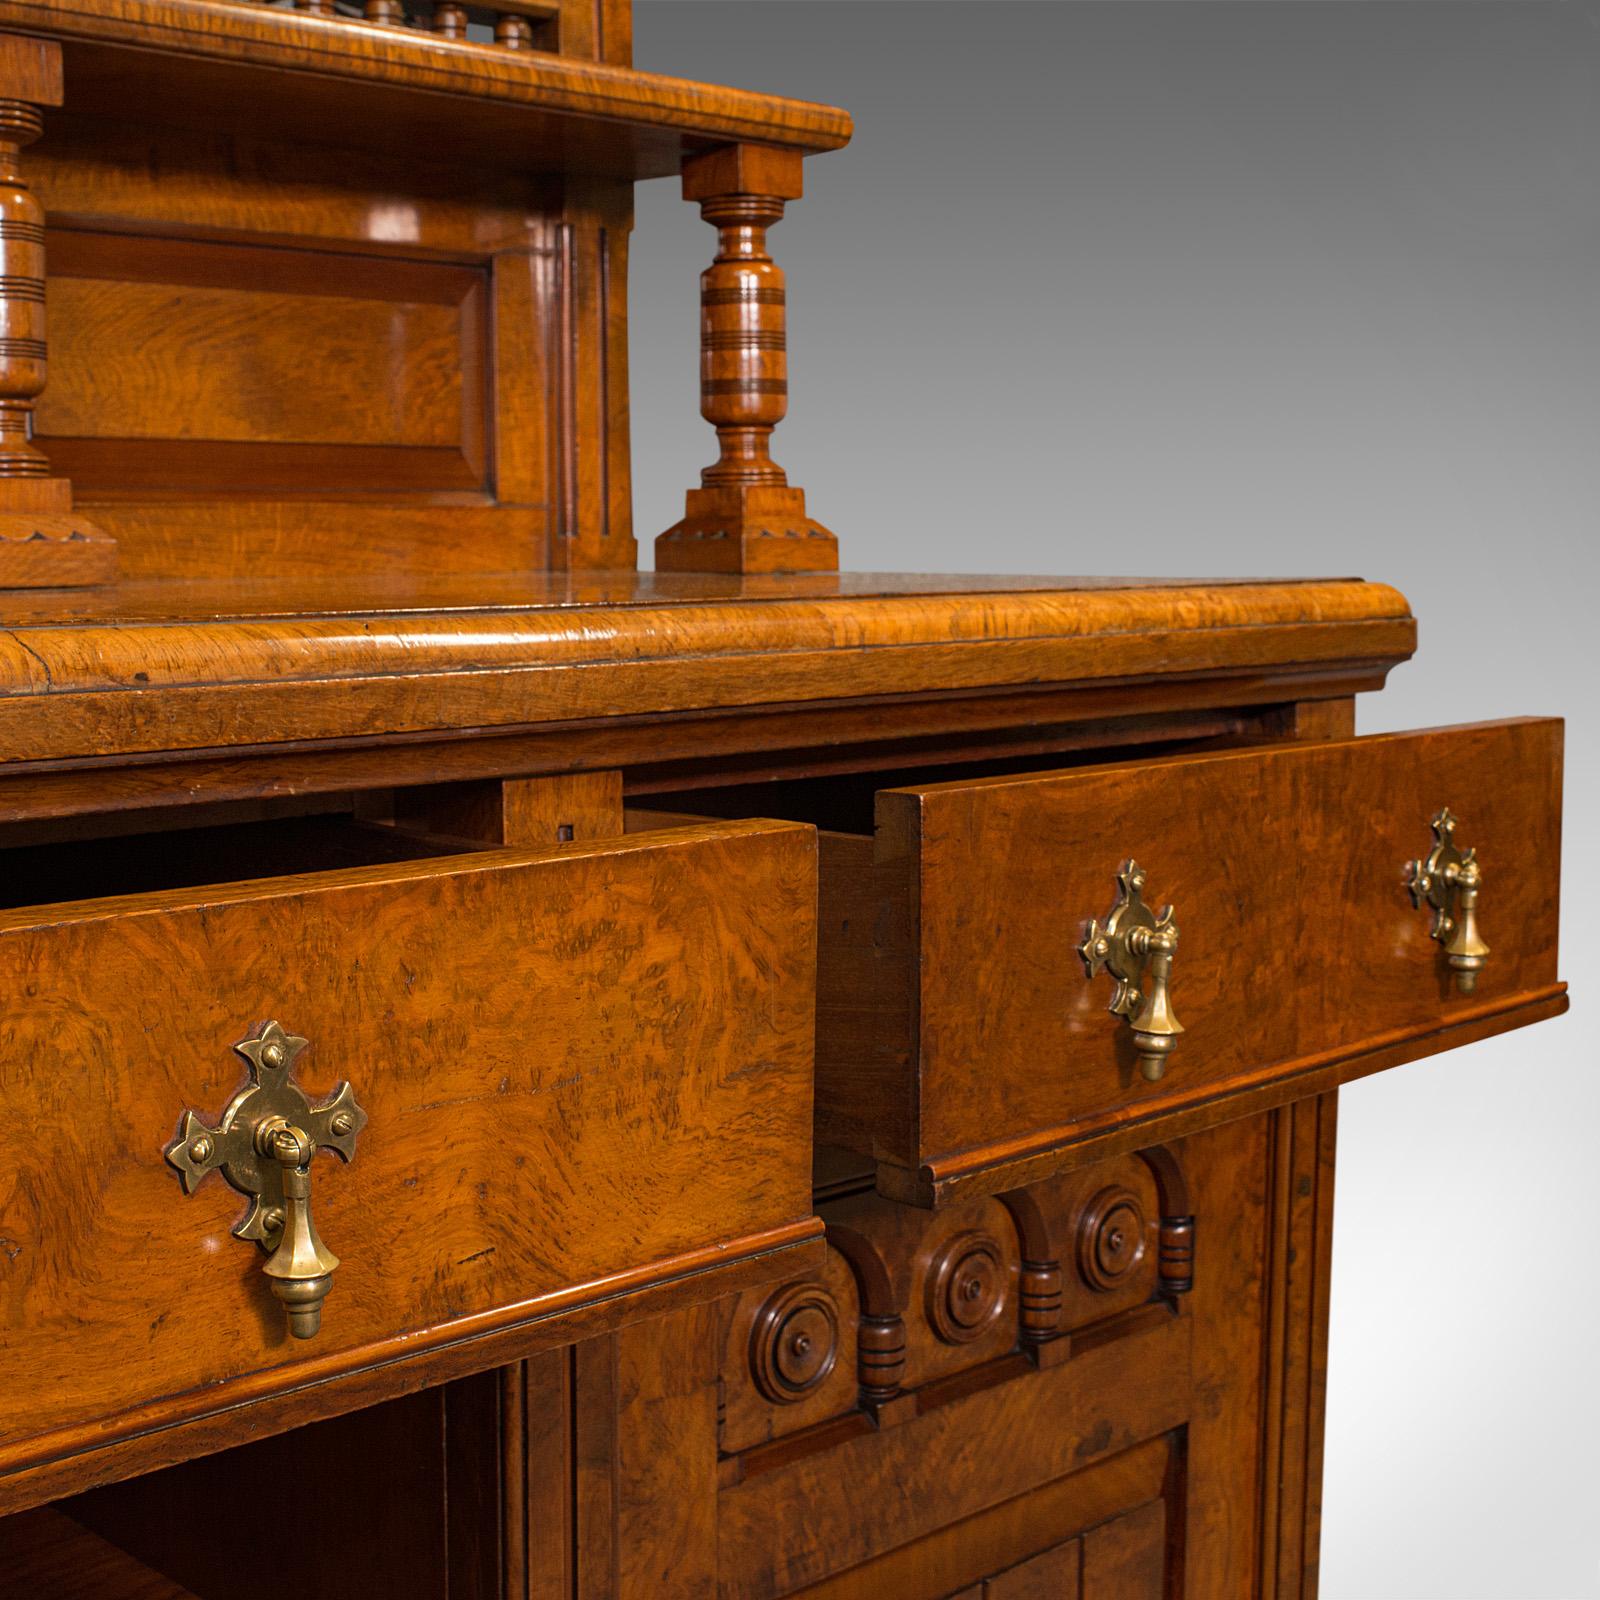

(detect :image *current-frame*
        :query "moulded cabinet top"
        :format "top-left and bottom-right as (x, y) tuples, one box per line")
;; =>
(0, 572), (1415, 766)
(0, 0), (854, 178)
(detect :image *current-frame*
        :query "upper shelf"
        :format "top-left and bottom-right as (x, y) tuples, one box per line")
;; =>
(0, 0), (853, 178)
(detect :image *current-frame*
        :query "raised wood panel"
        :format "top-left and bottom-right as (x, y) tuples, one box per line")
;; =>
(37, 230), (488, 496)
(792, 1443), (1168, 1600)
(0, 818), (818, 1510)
(1080, 1499), (1165, 1599)
(718, 1311), (1189, 1599)
(983, 1537), (1081, 1599)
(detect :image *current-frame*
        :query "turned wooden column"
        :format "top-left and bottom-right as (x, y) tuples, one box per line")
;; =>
(655, 144), (838, 575)
(0, 33), (114, 588)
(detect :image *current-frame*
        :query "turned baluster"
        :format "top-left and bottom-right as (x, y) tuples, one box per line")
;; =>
(365, 0), (408, 23)
(0, 35), (114, 587)
(433, 3), (470, 38)
(293, 0), (338, 15)
(656, 144), (839, 575)
(0, 95), (47, 483)
(496, 13), (535, 48)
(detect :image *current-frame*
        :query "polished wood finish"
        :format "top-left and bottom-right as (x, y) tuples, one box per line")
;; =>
(0, 576), (1413, 764)
(551, 1107), (1335, 1599)
(0, 1508), (199, 1598)
(0, 0), (850, 176)
(67, 1377), (507, 1600)
(0, 4), (1566, 1595)
(41, 234), (492, 497)
(0, 32), (113, 586)
(808, 718), (1563, 1202)
(657, 145), (838, 574)
(0, 817), (819, 1513)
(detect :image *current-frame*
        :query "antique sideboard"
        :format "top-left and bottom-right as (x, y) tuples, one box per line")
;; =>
(0, 4), (1566, 1597)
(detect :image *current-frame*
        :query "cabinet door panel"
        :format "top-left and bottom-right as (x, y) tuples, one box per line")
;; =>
(983, 1537), (1082, 1597)
(1081, 1499), (1165, 1598)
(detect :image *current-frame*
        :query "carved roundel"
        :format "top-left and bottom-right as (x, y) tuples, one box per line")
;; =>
(925, 1230), (1008, 1345)
(750, 1282), (840, 1404)
(1076, 1186), (1148, 1292)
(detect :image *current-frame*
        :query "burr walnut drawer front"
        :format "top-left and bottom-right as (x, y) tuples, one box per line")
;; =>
(815, 718), (1564, 1203)
(0, 817), (818, 1511)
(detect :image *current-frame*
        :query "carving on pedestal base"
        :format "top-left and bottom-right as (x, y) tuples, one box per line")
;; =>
(657, 485), (836, 576)
(0, 481), (116, 589)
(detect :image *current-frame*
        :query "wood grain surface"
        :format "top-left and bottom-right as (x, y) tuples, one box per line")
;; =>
(0, 817), (817, 1510)
(0, 577), (1414, 764)
(0, 0), (851, 181)
(568, 1106), (1338, 1600)
(0, 1507), (199, 1598)
(815, 718), (1563, 1198)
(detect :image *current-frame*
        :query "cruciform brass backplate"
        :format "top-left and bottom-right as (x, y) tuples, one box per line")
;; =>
(164, 1020), (366, 1337)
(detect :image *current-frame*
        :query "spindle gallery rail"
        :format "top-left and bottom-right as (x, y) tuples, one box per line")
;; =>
(248, 0), (558, 52)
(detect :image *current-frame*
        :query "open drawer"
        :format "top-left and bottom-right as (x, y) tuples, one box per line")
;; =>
(0, 815), (818, 1512)
(809, 718), (1564, 1204)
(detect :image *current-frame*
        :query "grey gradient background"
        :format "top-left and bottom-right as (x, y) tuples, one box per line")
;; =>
(629, 5), (1594, 1597)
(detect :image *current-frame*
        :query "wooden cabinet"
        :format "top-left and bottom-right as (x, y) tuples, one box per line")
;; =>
(0, 1), (1568, 1595)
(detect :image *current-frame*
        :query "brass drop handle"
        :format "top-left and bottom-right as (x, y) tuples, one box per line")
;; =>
(1079, 860), (1185, 1081)
(1406, 807), (1490, 993)
(165, 1021), (366, 1341)
(257, 1120), (341, 1340)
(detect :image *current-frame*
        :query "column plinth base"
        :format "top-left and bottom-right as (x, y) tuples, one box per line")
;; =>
(656, 485), (838, 575)
(0, 479), (118, 588)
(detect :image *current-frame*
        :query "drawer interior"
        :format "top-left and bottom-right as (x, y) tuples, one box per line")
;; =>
(0, 814), (477, 913)
(632, 732), (1236, 839)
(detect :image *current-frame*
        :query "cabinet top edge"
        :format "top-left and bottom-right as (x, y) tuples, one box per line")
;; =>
(0, 571), (1409, 628)
(0, 575), (1416, 766)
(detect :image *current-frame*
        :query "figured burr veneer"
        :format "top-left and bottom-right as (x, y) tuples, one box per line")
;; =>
(0, 5), (1568, 1596)
(807, 718), (1565, 1203)
(0, 817), (819, 1512)
(0, 575), (1414, 765)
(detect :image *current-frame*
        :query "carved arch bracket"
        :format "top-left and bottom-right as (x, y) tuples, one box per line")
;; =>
(1135, 1144), (1195, 1301)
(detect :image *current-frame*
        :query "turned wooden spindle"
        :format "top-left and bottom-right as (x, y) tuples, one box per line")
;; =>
(364, 0), (408, 23)
(656, 144), (839, 575)
(0, 36), (114, 588)
(433, 3), (470, 38)
(496, 13), (535, 48)
(0, 96), (46, 485)
(294, 0), (338, 15)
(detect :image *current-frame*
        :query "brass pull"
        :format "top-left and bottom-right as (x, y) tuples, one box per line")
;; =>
(1406, 807), (1489, 993)
(1079, 860), (1184, 1081)
(164, 1021), (366, 1340)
